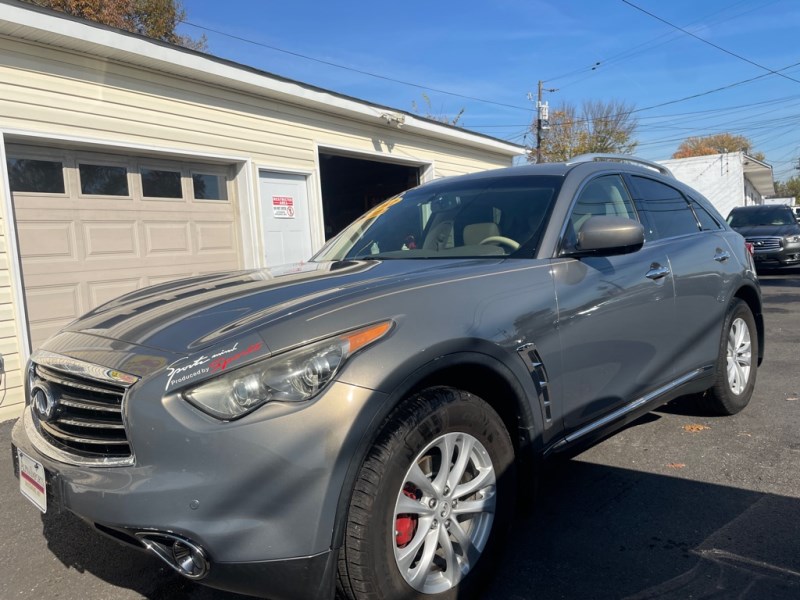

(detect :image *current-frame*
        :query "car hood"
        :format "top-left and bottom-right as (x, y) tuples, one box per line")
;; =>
(730, 223), (800, 237)
(62, 259), (505, 354)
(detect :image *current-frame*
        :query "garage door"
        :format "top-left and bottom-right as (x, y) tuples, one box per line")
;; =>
(6, 145), (242, 349)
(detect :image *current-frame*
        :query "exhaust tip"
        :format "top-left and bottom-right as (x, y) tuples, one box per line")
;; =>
(135, 532), (209, 580)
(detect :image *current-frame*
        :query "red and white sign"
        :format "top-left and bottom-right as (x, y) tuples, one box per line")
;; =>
(272, 196), (295, 219)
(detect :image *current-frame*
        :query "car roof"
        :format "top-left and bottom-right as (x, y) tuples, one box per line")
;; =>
(417, 155), (675, 189)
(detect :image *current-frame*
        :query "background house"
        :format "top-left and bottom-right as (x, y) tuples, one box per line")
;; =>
(0, 1), (523, 420)
(658, 152), (775, 219)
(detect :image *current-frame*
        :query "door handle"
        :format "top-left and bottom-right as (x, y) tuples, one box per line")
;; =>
(646, 264), (670, 280)
(714, 249), (731, 262)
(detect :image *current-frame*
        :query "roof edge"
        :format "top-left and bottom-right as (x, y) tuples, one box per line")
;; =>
(0, 0), (524, 157)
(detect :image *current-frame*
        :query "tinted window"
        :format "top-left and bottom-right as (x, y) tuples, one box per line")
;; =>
(79, 164), (129, 196)
(571, 174), (636, 222)
(728, 206), (795, 227)
(142, 168), (182, 198)
(7, 158), (65, 193)
(314, 175), (562, 260)
(192, 173), (227, 200)
(690, 199), (721, 231)
(632, 176), (699, 240)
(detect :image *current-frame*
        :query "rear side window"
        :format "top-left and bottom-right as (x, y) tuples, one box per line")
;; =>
(632, 176), (699, 240)
(690, 198), (721, 231)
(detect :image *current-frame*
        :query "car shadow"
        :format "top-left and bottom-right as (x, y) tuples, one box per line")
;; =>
(482, 461), (800, 600)
(32, 454), (800, 600)
(39, 507), (248, 599)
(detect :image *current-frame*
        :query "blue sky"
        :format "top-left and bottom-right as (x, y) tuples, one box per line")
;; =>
(180, 0), (800, 181)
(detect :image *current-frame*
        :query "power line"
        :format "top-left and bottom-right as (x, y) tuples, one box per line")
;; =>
(179, 11), (799, 146)
(621, 0), (800, 86)
(180, 20), (534, 113)
(543, 0), (777, 90)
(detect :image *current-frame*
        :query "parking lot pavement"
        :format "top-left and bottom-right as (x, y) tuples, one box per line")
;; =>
(1, 268), (799, 600)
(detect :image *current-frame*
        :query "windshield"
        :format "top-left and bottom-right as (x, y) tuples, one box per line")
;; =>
(314, 175), (562, 261)
(728, 207), (795, 227)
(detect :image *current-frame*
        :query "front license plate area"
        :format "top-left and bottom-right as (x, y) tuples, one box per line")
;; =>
(17, 449), (47, 513)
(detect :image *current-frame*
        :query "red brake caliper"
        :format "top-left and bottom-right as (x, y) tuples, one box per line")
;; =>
(395, 486), (419, 548)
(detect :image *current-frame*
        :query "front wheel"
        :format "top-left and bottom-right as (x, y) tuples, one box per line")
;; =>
(699, 299), (758, 415)
(337, 387), (516, 600)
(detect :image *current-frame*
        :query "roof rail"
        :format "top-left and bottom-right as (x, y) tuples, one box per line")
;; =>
(566, 154), (674, 178)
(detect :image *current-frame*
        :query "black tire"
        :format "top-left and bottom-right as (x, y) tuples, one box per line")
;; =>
(699, 299), (758, 416)
(337, 387), (516, 600)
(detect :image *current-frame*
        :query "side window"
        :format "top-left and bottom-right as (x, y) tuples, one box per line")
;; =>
(632, 176), (699, 240)
(689, 198), (721, 231)
(567, 174), (636, 241)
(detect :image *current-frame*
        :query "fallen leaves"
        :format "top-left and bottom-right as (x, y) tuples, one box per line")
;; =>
(683, 424), (710, 432)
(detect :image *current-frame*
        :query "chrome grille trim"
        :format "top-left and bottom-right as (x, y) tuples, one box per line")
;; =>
(746, 236), (781, 251)
(32, 350), (139, 387)
(27, 351), (137, 467)
(40, 421), (130, 445)
(23, 409), (135, 467)
(36, 365), (126, 395)
(58, 397), (123, 413)
(57, 417), (126, 430)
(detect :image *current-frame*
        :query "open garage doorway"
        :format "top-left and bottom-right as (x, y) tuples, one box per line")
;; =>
(319, 151), (422, 239)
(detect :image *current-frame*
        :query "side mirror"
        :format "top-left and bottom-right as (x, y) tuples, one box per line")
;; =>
(563, 216), (645, 257)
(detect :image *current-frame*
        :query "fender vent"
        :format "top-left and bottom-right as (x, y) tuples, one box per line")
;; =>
(516, 343), (552, 426)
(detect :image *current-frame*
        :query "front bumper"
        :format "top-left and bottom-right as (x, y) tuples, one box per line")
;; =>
(12, 379), (386, 599)
(750, 241), (800, 267)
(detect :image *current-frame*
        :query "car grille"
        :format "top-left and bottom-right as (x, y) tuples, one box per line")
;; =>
(30, 362), (132, 463)
(746, 236), (781, 252)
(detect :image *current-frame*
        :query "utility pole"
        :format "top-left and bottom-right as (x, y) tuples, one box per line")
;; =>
(535, 80), (557, 163)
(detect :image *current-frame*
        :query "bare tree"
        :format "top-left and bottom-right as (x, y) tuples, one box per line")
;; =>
(411, 94), (465, 126)
(530, 99), (638, 162)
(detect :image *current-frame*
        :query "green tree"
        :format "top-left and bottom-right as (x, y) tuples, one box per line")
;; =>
(529, 99), (638, 163)
(672, 133), (765, 161)
(774, 176), (800, 199)
(23, 0), (206, 50)
(411, 94), (465, 126)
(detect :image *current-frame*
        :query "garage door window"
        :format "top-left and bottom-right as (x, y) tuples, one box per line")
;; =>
(192, 172), (227, 201)
(79, 163), (129, 196)
(6, 158), (65, 194)
(142, 167), (182, 199)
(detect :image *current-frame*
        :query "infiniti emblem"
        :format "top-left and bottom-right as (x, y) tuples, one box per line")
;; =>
(31, 382), (58, 422)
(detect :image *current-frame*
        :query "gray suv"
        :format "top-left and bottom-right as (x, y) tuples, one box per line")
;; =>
(12, 155), (763, 600)
(727, 204), (800, 268)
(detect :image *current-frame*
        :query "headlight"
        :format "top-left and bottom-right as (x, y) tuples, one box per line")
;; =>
(786, 234), (800, 243)
(183, 321), (392, 420)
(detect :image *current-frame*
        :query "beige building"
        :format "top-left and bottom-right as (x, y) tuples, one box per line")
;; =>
(0, 2), (523, 421)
